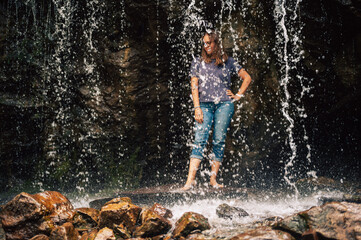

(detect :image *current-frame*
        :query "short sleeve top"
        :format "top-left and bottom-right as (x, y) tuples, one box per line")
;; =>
(189, 56), (243, 103)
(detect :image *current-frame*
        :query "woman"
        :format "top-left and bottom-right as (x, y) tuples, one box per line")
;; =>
(182, 29), (252, 190)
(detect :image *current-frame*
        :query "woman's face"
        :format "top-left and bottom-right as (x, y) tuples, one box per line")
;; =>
(203, 34), (215, 56)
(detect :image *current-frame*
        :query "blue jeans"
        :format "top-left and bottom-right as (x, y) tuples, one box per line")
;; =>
(190, 101), (235, 162)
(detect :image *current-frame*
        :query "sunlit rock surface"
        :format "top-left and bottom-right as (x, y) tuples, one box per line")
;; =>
(172, 212), (211, 239)
(274, 201), (361, 239)
(133, 208), (172, 238)
(98, 201), (142, 233)
(149, 203), (173, 219)
(104, 197), (132, 206)
(94, 227), (116, 240)
(0, 191), (74, 240)
(230, 227), (295, 240)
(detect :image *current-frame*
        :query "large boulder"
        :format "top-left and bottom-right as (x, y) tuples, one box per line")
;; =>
(274, 201), (361, 239)
(73, 207), (99, 231)
(149, 203), (173, 219)
(0, 191), (75, 240)
(49, 222), (79, 240)
(216, 203), (249, 219)
(133, 208), (172, 238)
(172, 212), (211, 239)
(230, 227), (295, 240)
(98, 201), (142, 233)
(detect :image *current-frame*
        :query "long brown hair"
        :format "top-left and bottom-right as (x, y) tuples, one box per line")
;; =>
(201, 30), (228, 66)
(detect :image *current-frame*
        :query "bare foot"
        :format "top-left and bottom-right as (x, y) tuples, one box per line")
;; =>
(180, 185), (193, 191)
(180, 181), (196, 191)
(210, 181), (224, 189)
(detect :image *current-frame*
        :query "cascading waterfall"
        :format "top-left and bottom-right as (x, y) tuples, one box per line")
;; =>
(75, 0), (105, 194)
(155, 0), (162, 160)
(41, 0), (76, 190)
(0, 0), (327, 196)
(274, 0), (314, 195)
(166, 0), (205, 180)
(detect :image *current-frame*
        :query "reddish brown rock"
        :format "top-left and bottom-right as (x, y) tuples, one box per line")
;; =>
(98, 201), (142, 232)
(113, 223), (131, 239)
(149, 203), (173, 219)
(30, 234), (50, 240)
(79, 229), (98, 240)
(49, 222), (79, 240)
(172, 212), (211, 239)
(104, 197), (132, 206)
(230, 227), (295, 240)
(73, 207), (100, 230)
(274, 201), (361, 239)
(0, 191), (75, 240)
(94, 227), (116, 240)
(133, 208), (172, 238)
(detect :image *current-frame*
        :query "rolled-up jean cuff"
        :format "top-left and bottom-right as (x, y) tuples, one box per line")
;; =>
(213, 157), (223, 162)
(190, 154), (203, 160)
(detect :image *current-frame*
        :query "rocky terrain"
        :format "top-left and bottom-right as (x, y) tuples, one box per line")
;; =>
(0, 189), (361, 240)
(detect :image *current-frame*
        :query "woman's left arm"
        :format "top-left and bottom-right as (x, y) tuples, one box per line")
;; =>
(227, 69), (252, 101)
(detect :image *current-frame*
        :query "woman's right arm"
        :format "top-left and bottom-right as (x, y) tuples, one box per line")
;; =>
(191, 76), (203, 123)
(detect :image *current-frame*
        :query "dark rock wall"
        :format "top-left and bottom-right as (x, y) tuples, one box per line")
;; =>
(0, 0), (360, 193)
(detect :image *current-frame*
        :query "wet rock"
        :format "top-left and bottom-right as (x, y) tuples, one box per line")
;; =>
(90, 197), (133, 211)
(0, 223), (4, 240)
(79, 229), (98, 240)
(133, 208), (172, 238)
(98, 201), (142, 232)
(319, 193), (361, 205)
(216, 203), (249, 219)
(30, 235), (50, 240)
(89, 198), (113, 210)
(104, 197), (132, 206)
(149, 203), (173, 219)
(113, 223), (131, 239)
(0, 191), (75, 240)
(172, 212), (211, 239)
(73, 207), (100, 230)
(49, 222), (79, 240)
(230, 226), (295, 240)
(274, 201), (361, 239)
(295, 177), (357, 196)
(185, 233), (206, 240)
(94, 227), (116, 240)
